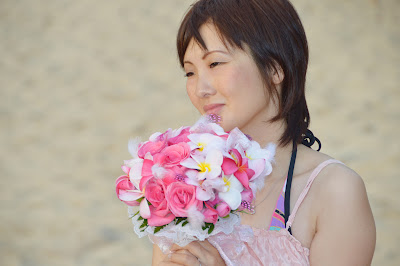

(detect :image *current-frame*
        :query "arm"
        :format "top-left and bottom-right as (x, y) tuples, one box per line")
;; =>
(309, 165), (376, 265)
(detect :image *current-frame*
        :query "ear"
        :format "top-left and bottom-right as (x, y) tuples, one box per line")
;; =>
(271, 64), (284, 85)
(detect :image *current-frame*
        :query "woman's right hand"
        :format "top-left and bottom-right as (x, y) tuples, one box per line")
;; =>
(153, 241), (226, 266)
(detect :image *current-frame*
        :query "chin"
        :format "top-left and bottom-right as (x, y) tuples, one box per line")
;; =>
(220, 120), (236, 133)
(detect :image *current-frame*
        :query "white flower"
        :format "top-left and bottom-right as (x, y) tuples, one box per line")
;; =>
(218, 175), (244, 210)
(180, 150), (223, 180)
(187, 133), (226, 154)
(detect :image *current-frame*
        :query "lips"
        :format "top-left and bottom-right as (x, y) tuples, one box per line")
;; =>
(203, 104), (225, 115)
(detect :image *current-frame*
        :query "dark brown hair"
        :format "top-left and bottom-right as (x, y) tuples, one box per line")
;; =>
(177, 0), (310, 146)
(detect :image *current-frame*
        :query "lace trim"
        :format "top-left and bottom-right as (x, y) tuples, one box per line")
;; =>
(128, 207), (241, 253)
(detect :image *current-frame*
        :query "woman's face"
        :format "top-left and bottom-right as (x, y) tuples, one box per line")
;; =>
(183, 23), (277, 133)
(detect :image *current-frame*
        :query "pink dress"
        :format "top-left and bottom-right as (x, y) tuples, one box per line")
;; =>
(208, 159), (343, 265)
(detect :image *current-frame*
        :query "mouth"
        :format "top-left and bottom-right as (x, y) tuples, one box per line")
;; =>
(203, 104), (225, 115)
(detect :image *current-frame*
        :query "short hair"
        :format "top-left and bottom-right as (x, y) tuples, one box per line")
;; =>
(177, 0), (310, 146)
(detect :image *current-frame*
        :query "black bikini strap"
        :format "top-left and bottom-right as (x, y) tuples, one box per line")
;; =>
(284, 140), (297, 234)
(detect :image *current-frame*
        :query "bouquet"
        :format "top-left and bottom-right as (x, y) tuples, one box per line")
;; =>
(115, 116), (275, 252)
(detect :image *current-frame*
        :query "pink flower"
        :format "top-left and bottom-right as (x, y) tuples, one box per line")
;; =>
(216, 202), (231, 217)
(207, 194), (221, 207)
(168, 127), (190, 145)
(121, 165), (130, 175)
(161, 142), (191, 167)
(115, 175), (141, 206)
(139, 159), (155, 190)
(137, 140), (166, 158)
(203, 203), (218, 224)
(166, 182), (202, 217)
(145, 179), (176, 226)
(222, 149), (255, 189)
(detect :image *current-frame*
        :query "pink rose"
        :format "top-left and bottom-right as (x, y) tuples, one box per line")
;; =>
(162, 142), (191, 167)
(138, 140), (166, 158)
(168, 127), (190, 145)
(115, 175), (141, 206)
(203, 203), (218, 224)
(216, 202), (231, 217)
(145, 179), (176, 226)
(166, 182), (202, 217)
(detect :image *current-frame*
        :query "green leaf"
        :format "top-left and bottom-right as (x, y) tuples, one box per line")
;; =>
(175, 217), (185, 225)
(138, 216), (144, 221)
(182, 220), (189, 227)
(208, 223), (215, 234)
(136, 197), (144, 203)
(140, 221), (147, 229)
(129, 210), (140, 219)
(154, 225), (166, 234)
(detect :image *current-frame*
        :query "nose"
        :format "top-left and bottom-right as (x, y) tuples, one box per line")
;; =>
(195, 71), (216, 98)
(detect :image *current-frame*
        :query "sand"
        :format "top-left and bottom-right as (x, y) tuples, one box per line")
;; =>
(1, 0), (399, 265)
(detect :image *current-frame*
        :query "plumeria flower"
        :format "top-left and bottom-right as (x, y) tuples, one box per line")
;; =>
(246, 142), (275, 182)
(115, 175), (151, 219)
(186, 177), (225, 202)
(218, 174), (244, 210)
(222, 149), (255, 189)
(181, 149), (223, 181)
(187, 133), (226, 154)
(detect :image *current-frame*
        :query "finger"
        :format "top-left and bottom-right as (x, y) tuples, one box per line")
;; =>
(171, 241), (205, 258)
(198, 239), (216, 252)
(167, 250), (199, 266)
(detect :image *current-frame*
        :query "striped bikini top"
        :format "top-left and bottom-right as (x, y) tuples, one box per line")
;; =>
(269, 178), (288, 231)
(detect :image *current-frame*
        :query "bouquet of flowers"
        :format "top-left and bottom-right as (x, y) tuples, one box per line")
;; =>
(115, 116), (275, 252)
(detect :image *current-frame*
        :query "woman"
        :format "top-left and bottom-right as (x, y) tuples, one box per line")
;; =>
(153, 0), (376, 265)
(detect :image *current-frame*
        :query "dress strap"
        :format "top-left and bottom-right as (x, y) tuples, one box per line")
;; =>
(286, 159), (344, 229)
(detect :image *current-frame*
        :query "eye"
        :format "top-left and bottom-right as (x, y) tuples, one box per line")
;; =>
(209, 62), (221, 68)
(184, 72), (194, 77)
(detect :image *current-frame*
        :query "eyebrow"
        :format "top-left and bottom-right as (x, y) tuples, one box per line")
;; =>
(183, 50), (229, 65)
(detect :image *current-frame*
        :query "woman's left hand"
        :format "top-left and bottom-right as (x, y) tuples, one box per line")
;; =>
(165, 240), (226, 266)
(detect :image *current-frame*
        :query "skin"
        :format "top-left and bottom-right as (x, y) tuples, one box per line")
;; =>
(152, 23), (376, 265)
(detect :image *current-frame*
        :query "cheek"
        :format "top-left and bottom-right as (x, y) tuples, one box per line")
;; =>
(186, 83), (200, 109)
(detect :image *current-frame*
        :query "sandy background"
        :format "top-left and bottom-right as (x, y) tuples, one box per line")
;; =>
(1, 0), (399, 265)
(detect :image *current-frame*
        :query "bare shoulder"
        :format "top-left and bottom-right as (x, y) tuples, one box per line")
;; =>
(300, 148), (376, 265)
(311, 156), (367, 202)
(297, 145), (365, 194)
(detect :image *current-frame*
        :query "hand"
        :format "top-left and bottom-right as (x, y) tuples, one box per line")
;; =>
(160, 240), (226, 266)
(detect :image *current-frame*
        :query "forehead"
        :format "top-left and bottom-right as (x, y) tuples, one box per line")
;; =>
(184, 23), (230, 60)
